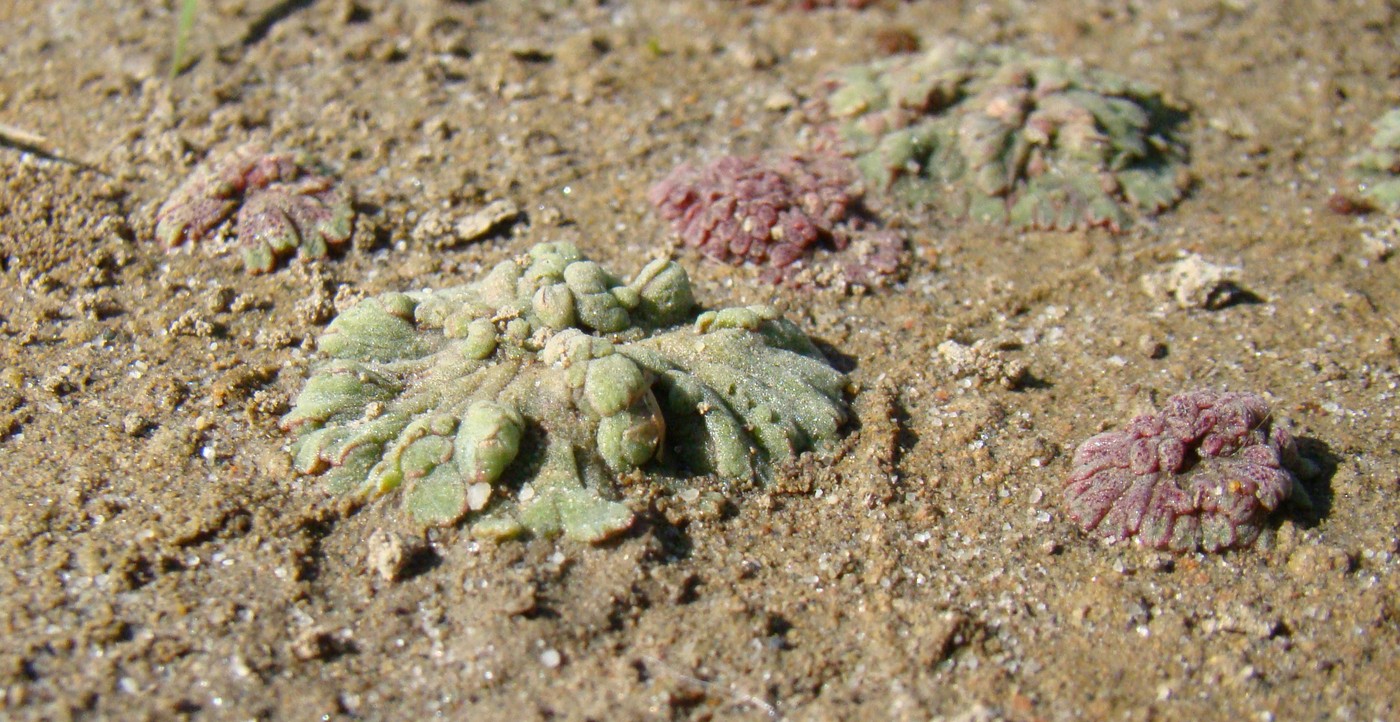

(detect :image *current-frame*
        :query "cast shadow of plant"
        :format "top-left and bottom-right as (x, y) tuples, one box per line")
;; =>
(1284, 435), (1342, 529)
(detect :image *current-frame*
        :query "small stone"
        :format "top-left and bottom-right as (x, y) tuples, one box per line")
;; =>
(365, 529), (414, 582)
(729, 40), (776, 70)
(122, 412), (152, 437)
(936, 339), (1027, 389)
(290, 627), (335, 661)
(453, 199), (520, 245)
(466, 482), (492, 511)
(409, 207), (454, 244)
(294, 292), (337, 327)
(1141, 253), (1249, 310)
(169, 309), (218, 338)
(204, 287), (238, 314)
(1145, 553), (1176, 572)
(0, 368), (23, 388)
(763, 89), (798, 111)
(1358, 217), (1398, 265)
(1136, 333), (1167, 361)
(507, 42), (552, 62)
(538, 648), (562, 668)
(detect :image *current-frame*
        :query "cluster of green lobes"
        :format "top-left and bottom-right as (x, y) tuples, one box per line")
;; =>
(281, 242), (848, 541)
(826, 38), (1189, 231)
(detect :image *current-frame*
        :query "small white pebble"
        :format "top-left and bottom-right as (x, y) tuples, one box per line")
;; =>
(763, 89), (797, 111)
(539, 649), (562, 668)
(466, 482), (492, 511)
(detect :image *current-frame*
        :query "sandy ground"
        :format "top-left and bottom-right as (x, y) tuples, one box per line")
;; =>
(1, 0), (1398, 720)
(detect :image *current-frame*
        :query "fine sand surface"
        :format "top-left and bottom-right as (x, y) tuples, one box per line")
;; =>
(1, 1), (1397, 719)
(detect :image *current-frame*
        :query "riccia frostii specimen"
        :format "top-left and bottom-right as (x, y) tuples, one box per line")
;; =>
(155, 144), (353, 273)
(281, 242), (848, 542)
(1066, 390), (1310, 552)
(1341, 108), (1400, 213)
(822, 38), (1190, 231)
(648, 153), (903, 285)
